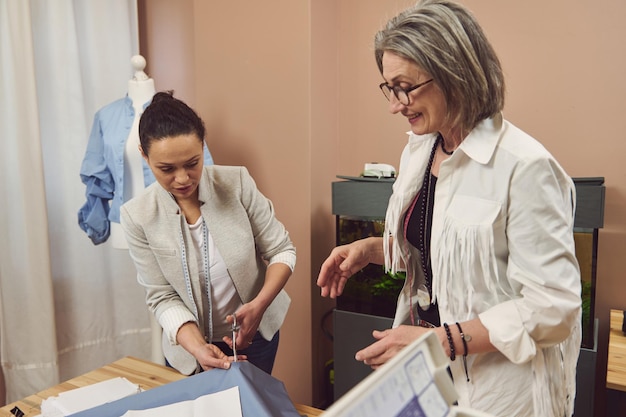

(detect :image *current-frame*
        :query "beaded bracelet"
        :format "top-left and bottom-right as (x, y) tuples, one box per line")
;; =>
(443, 322), (455, 361)
(455, 322), (470, 382)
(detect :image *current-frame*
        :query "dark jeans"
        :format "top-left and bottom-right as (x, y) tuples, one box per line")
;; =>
(213, 331), (280, 375)
(166, 331), (280, 375)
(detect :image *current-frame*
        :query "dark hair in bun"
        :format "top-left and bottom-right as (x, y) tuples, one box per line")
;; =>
(139, 90), (206, 156)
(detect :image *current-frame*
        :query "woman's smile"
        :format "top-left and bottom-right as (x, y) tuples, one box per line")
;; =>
(406, 112), (423, 125)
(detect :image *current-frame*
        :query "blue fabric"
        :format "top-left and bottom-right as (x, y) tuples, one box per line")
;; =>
(67, 362), (301, 417)
(77, 95), (214, 245)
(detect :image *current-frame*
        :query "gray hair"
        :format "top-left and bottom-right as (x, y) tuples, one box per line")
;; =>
(374, 0), (505, 134)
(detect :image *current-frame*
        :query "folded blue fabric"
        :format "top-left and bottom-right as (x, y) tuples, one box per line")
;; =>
(68, 362), (301, 417)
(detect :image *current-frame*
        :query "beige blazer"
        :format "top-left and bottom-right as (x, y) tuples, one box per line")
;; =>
(121, 165), (294, 374)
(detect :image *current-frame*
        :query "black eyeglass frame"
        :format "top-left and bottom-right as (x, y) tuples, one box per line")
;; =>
(379, 79), (434, 105)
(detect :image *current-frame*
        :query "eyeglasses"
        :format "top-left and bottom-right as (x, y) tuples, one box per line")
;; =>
(379, 79), (434, 106)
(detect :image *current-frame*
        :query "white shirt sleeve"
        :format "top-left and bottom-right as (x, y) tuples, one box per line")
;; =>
(268, 248), (296, 271)
(158, 305), (198, 346)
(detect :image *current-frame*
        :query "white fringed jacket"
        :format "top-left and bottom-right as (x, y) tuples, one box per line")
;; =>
(384, 114), (581, 417)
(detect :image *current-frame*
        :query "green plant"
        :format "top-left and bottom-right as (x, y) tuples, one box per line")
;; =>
(371, 270), (405, 296)
(581, 279), (593, 348)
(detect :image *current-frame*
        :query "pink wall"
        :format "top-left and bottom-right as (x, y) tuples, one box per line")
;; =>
(140, 0), (314, 405)
(138, 0), (196, 103)
(191, 0), (313, 405)
(310, 0), (340, 408)
(141, 0), (626, 413)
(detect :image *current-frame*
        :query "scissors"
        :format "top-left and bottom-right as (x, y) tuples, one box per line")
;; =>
(231, 313), (240, 361)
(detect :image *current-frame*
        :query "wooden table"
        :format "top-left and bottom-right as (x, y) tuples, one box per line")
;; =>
(607, 309), (626, 392)
(0, 356), (322, 417)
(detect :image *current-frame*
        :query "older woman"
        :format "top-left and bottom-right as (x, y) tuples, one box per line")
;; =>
(121, 91), (295, 375)
(317, 1), (581, 416)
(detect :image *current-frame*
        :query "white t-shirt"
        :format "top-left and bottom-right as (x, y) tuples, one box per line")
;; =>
(189, 217), (242, 340)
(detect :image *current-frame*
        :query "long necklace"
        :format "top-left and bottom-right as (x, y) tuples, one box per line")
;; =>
(440, 139), (454, 155)
(415, 135), (441, 309)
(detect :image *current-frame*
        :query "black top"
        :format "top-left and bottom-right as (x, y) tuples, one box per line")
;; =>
(405, 173), (441, 327)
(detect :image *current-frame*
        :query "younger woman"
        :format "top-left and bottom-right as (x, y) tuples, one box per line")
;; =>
(121, 91), (295, 375)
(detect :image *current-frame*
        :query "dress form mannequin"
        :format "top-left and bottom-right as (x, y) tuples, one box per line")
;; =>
(109, 55), (156, 249)
(108, 56), (163, 364)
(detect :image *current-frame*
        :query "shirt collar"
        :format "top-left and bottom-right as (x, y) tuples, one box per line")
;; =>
(405, 112), (504, 165)
(459, 113), (503, 164)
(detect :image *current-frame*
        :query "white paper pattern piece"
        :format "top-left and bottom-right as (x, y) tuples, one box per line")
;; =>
(41, 377), (141, 417)
(121, 386), (243, 417)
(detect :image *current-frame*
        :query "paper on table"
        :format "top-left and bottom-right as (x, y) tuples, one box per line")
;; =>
(40, 377), (141, 417)
(121, 386), (243, 417)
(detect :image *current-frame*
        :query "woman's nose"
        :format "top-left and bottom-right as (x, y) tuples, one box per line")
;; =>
(175, 170), (189, 183)
(388, 94), (405, 114)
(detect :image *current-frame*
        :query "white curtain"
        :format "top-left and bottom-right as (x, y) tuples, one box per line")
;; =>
(0, 0), (152, 403)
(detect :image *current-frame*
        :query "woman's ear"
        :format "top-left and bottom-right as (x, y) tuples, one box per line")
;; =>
(138, 144), (148, 160)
